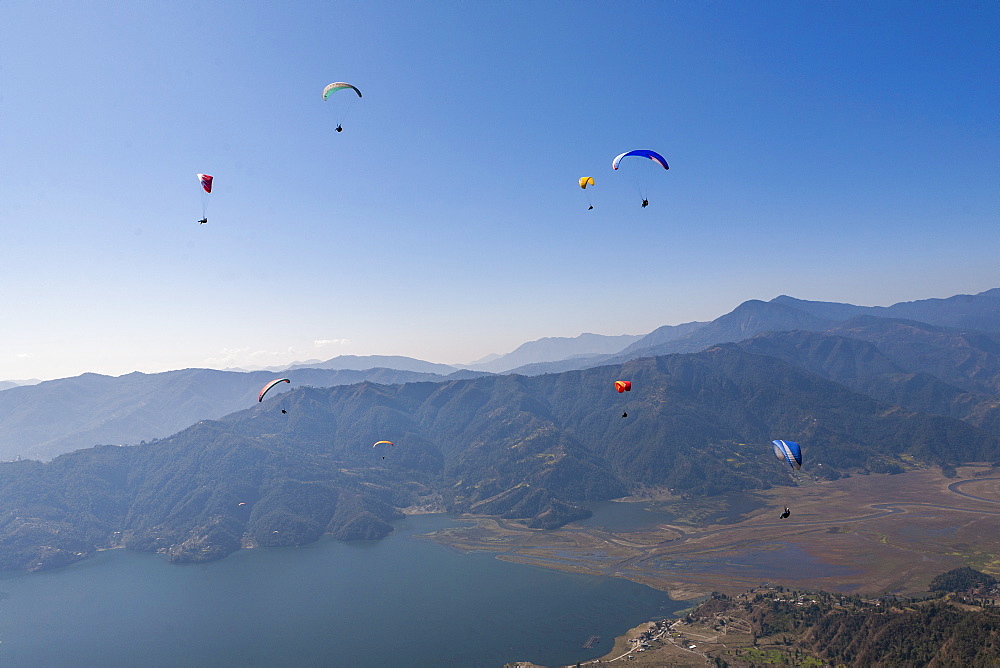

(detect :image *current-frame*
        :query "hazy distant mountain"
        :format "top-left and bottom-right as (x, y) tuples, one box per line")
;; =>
(615, 320), (707, 355)
(463, 351), (503, 366)
(772, 287), (1000, 332)
(0, 367), (452, 462)
(510, 299), (839, 375)
(461, 333), (644, 373)
(285, 355), (458, 375)
(506, 288), (1000, 376)
(623, 299), (838, 358)
(0, 379), (41, 391)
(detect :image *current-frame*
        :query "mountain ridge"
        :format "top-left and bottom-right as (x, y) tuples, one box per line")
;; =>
(1, 342), (997, 572)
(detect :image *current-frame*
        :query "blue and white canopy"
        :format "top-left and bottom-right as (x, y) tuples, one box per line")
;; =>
(772, 440), (802, 470)
(612, 149), (669, 171)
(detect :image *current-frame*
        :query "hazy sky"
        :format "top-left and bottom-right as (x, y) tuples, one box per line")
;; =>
(2, 1), (997, 380)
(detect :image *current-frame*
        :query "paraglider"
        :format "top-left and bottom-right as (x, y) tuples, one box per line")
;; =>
(258, 378), (290, 402)
(373, 440), (394, 459)
(615, 381), (632, 417)
(612, 150), (668, 207)
(196, 173), (213, 224)
(322, 82), (362, 132)
(772, 440), (802, 518)
(579, 176), (595, 210)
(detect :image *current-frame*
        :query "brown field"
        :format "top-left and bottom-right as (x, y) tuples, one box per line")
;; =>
(431, 466), (1000, 601)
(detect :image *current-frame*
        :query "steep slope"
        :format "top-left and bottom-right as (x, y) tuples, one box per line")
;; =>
(827, 316), (1000, 394)
(735, 330), (993, 422)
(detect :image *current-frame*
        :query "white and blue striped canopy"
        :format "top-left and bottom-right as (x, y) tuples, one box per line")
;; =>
(772, 439), (802, 470)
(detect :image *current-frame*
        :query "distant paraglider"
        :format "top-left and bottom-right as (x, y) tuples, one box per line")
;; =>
(196, 173), (213, 224)
(579, 176), (595, 210)
(612, 149), (668, 207)
(258, 378), (290, 402)
(322, 82), (362, 132)
(615, 380), (632, 417)
(373, 440), (394, 459)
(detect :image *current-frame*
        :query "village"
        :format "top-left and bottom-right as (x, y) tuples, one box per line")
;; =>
(508, 569), (1000, 668)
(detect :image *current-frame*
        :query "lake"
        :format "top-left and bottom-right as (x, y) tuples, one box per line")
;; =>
(0, 514), (682, 667)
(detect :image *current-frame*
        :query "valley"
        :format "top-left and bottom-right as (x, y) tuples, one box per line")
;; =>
(429, 466), (1000, 600)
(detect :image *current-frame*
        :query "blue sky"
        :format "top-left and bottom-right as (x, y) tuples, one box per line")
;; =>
(1, 1), (997, 380)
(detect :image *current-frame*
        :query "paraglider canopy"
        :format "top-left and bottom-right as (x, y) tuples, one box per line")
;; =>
(772, 440), (802, 470)
(373, 440), (394, 448)
(197, 174), (213, 193)
(614, 381), (632, 393)
(612, 150), (669, 171)
(579, 176), (595, 189)
(323, 82), (362, 132)
(322, 82), (362, 99)
(258, 378), (290, 402)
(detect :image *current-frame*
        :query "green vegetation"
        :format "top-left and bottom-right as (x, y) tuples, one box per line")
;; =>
(685, 577), (1000, 668)
(929, 566), (997, 593)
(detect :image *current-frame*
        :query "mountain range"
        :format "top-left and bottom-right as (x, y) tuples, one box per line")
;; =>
(0, 367), (486, 462)
(0, 287), (998, 571)
(4, 289), (998, 463)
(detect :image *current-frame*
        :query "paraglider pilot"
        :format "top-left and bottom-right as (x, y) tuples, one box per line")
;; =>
(198, 218), (208, 224)
(621, 412), (628, 418)
(641, 199), (649, 208)
(336, 124), (343, 132)
(779, 507), (790, 519)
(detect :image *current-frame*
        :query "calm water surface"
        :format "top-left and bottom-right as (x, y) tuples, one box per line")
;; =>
(574, 501), (677, 531)
(0, 514), (681, 667)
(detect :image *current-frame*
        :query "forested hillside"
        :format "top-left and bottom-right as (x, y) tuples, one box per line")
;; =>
(1, 346), (997, 572)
